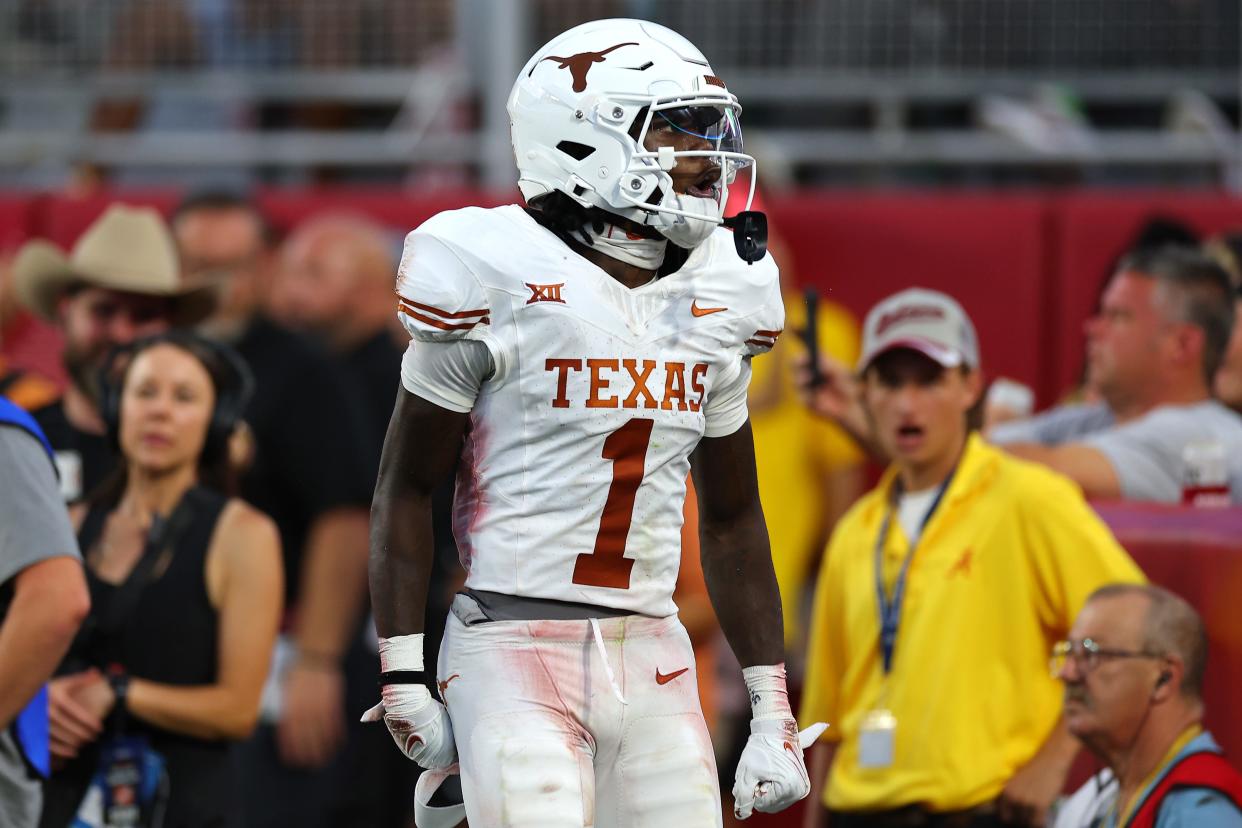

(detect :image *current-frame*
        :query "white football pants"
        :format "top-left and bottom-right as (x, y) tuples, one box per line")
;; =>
(437, 607), (722, 828)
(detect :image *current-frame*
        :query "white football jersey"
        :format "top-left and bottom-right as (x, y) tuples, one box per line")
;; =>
(396, 205), (783, 617)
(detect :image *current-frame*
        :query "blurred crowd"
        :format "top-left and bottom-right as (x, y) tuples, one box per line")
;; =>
(1, 193), (1241, 827)
(5, 0), (1235, 74)
(2, 0), (1238, 197)
(0, 195), (444, 827)
(4, 0), (455, 71)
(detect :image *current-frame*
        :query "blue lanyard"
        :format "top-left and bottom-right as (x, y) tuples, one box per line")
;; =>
(873, 468), (956, 675)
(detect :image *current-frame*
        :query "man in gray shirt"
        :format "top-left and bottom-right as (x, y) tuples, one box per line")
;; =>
(0, 398), (90, 826)
(991, 246), (1242, 503)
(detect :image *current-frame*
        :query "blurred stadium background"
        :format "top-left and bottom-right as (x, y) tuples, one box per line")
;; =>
(2, 5), (1241, 823)
(0, 0), (1238, 189)
(4, 0), (1241, 405)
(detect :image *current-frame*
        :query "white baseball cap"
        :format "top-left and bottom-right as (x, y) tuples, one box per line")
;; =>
(858, 288), (980, 372)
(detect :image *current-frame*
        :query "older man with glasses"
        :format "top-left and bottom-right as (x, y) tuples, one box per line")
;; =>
(1053, 584), (1242, 828)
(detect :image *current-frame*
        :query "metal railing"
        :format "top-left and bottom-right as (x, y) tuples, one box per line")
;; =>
(0, 0), (1237, 188)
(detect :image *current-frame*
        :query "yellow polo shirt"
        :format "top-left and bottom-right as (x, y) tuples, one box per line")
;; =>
(800, 434), (1144, 812)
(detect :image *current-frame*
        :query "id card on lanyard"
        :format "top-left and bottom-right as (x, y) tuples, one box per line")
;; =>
(72, 683), (171, 828)
(860, 469), (956, 769)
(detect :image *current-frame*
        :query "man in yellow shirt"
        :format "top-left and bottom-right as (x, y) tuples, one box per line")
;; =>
(799, 288), (1145, 827)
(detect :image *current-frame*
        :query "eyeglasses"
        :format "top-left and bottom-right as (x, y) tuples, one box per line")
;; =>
(1050, 638), (1166, 677)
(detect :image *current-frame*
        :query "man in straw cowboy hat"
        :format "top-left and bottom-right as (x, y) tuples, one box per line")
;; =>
(13, 203), (217, 502)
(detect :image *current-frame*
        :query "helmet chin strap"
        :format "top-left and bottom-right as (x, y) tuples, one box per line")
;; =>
(578, 186), (752, 270)
(584, 221), (668, 270)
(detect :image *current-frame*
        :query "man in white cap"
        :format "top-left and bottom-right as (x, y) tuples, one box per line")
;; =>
(799, 288), (1144, 828)
(12, 204), (216, 501)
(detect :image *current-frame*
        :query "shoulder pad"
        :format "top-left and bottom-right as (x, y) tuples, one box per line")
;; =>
(722, 240), (784, 358)
(742, 282), (784, 357)
(395, 213), (492, 342)
(681, 230), (786, 357)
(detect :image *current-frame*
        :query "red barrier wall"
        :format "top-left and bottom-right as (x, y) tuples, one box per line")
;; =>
(0, 196), (35, 248)
(1093, 503), (1242, 760)
(1046, 194), (1242, 398)
(14, 188), (1239, 405)
(767, 193), (1052, 400)
(0, 196), (59, 380)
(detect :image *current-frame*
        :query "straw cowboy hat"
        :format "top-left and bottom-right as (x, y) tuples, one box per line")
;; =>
(13, 204), (217, 325)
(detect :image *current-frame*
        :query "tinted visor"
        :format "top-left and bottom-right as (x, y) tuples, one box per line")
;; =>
(652, 104), (746, 159)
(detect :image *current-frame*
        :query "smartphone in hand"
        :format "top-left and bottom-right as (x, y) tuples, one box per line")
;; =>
(801, 287), (824, 388)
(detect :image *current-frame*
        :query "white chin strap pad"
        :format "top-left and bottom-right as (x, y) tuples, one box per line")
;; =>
(658, 192), (722, 249)
(414, 765), (466, 828)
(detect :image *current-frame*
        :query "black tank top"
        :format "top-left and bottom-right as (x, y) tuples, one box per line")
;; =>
(44, 486), (241, 828)
(76, 486), (224, 686)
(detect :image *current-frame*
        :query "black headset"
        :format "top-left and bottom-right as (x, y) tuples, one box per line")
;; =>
(98, 330), (255, 464)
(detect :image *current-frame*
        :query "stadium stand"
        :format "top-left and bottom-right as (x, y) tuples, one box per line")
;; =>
(0, 0), (1237, 186)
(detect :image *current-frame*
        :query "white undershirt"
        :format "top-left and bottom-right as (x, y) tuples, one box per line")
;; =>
(896, 487), (939, 543)
(400, 339), (494, 413)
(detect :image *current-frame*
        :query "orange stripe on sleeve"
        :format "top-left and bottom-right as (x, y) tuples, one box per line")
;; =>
(396, 294), (489, 320)
(398, 302), (490, 331)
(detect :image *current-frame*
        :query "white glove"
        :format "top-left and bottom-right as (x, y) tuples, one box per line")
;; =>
(732, 719), (828, 820)
(361, 682), (458, 769)
(731, 663), (829, 820)
(360, 632), (458, 770)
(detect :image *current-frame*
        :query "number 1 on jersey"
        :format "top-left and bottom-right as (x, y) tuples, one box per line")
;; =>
(572, 417), (654, 590)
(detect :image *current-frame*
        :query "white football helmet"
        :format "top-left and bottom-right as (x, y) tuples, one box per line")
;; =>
(508, 18), (757, 244)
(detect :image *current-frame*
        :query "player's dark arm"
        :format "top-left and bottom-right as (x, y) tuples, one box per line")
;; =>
(690, 420), (784, 667)
(370, 387), (469, 638)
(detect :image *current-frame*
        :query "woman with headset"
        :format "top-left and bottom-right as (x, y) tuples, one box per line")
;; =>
(40, 331), (282, 828)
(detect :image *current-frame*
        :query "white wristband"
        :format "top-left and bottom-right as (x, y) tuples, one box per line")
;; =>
(378, 633), (425, 673)
(742, 663), (793, 722)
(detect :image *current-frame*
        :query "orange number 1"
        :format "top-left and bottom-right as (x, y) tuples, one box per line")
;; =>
(572, 418), (654, 589)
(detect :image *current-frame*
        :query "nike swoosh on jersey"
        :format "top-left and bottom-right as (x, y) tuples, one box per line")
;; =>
(655, 667), (690, 685)
(691, 300), (728, 317)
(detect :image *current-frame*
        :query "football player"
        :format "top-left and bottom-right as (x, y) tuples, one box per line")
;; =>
(365, 18), (825, 827)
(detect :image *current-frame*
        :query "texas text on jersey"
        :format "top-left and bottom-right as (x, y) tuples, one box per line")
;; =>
(396, 203), (783, 618)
